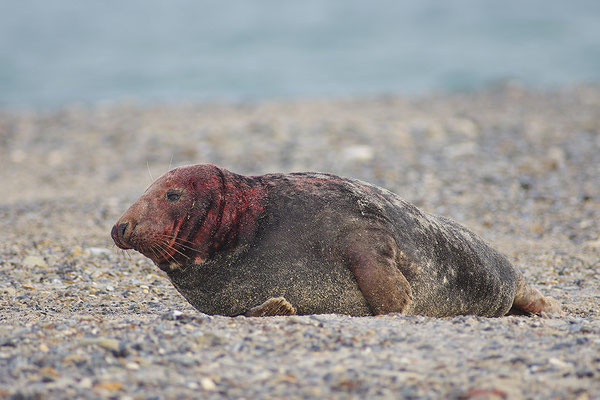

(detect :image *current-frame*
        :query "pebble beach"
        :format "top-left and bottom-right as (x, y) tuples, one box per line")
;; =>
(1, 86), (599, 399)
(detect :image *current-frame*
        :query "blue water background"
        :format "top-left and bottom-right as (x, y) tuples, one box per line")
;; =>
(1, 0), (599, 108)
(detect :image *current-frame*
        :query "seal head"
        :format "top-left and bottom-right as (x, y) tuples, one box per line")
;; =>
(111, 164), (265, 271)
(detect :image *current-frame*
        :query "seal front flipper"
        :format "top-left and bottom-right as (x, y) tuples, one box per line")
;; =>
(344, 228), (413, 315)
(244, 297), (297, 317)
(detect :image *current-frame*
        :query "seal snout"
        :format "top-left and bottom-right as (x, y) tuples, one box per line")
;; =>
(118, 221), (130, 238)
(111, 220), (134, 249)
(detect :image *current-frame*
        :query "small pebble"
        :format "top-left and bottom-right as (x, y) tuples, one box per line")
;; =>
(22, 255), (47, 268)
(200, 377), (217, 391)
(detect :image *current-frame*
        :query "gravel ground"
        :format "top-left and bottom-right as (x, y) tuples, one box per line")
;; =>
(1, 86), (599, 399)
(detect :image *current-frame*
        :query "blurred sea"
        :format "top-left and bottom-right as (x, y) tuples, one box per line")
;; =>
(1, 0), (599, 108)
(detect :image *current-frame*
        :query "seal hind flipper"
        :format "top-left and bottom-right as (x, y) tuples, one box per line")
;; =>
(509, 273), (562, 316)
(344, 228), (413, 315)
(244, 297), (297, 317)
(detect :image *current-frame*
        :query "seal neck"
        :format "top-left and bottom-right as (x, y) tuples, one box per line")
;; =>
(184, 168), (267, 264)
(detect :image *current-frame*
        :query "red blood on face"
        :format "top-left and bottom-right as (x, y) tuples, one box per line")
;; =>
(112, 164), (267, 268)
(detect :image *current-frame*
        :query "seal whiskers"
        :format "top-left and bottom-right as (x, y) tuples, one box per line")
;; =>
(149, 244), (168, 262)
(158, 239), (190, 261)
(158, 234), (202, 253)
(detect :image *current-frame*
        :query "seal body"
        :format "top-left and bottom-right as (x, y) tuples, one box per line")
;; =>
(112, 164), (560, 317)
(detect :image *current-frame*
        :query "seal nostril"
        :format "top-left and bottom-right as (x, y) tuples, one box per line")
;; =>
(112, 221), (134, 250)
(118, 222), (129, 239)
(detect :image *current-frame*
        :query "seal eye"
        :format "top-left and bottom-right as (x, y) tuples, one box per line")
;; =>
(166, 190), (182, 202)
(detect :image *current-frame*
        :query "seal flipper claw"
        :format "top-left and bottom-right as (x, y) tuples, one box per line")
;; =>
(245, 297), (297, 317)
(345, 228), (413, 315)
